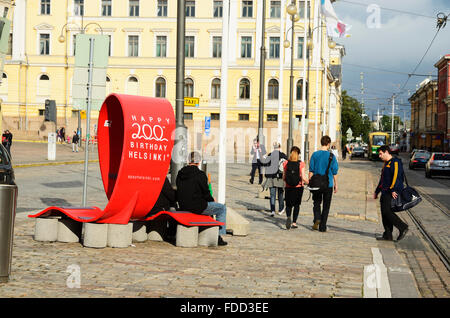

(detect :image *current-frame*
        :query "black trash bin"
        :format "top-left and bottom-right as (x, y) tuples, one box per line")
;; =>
(0, 143), (17, 283)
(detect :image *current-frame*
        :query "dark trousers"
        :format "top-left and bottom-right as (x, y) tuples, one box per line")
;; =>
(380, 193), (408, 238)
(312, 187), (333, 231)
(285, 187), (304, 223)
(250, 160), (263, 184)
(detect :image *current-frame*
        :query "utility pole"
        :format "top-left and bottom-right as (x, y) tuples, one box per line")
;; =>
(360, 72), (364, 115)
(258, 0), (267, 146)
(391, 94), (395, 144)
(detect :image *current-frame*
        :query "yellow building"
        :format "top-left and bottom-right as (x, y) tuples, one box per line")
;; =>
(2, 0), (344, 156)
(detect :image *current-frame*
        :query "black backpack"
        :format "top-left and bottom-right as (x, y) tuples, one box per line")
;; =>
(391, 173), (422, 212)
(309, 153), (333, 191)
(285, 161), (301, 186)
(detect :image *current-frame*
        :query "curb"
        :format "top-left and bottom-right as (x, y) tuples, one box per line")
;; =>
(13, 159), (100, 169)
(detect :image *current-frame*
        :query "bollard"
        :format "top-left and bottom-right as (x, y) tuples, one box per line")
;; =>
(0, 184), (18, 283)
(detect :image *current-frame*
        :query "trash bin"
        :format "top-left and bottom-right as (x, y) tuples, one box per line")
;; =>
(0, 184), (18, 283)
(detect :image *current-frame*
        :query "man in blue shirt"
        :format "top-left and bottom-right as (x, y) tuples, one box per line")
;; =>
(309, 136), (339, 232)
(374, 145), (408, 241)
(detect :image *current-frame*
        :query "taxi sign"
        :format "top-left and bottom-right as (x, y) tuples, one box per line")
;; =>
(184, 97), (199, 107)
(80, 110), (87, 119)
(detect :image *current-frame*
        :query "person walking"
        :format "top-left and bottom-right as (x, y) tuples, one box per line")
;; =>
(2, 130), (12, 155)
(262, 142), (287, 217)
(176, 151), (228, 246)
(342, 144), (347, 160)
(283, 146), (308, 230)
(374, 145), (409, 241)
(249, 137), (266, 184)
(331, 145), (339, 162)
(72, 131), (79, 152)
(309, 136), (339, 232)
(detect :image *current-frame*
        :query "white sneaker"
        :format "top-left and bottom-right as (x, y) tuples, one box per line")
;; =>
(270, 211), (275, 217)
(278, 208), (285, 215)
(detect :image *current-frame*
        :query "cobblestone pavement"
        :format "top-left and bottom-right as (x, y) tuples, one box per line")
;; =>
(0, 143), (448, 299)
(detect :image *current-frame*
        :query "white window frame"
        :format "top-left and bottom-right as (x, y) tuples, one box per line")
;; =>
(40, 0), (51, 15)
(239, 34), (253, 59)
(210, 77), (221, 100)
(37, 30), (52, 55)
(125, 31), (141, 57)
(154, 76), (167, 98)
(37, 73), (51, 96)
(155, 35), (168, 58)
(101, 0), (112, 17)
(129, 0), (140, 17)
(157, 0), (168, 17)
(126, 75), (140, 95)
(185, 34), (196, 58)
(73, 0), (84, 16)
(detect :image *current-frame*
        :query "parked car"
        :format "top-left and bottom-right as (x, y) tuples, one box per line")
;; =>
(0, 143), (15, 185)
(351, 147), (365, 159)
(409, 151), (430, 170)
(410, 149), (428, 158)
(425, 153), (450, 178)
(389, 144), (399, 155)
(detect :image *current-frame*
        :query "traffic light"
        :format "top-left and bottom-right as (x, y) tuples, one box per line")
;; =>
(44, 99), (56, 122)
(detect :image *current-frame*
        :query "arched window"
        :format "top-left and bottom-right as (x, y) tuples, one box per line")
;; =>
(211, 78), (220, 99)
(184, 78), (194, 97)
(38, 74), (50, 96)
(0, 73), (8, 96)
(239, 78), (250, 99)
(155, 77), (166, 98)
(127, 76), (139, 95)
(268, 79), (279, 100)
(296, 79), (308, 100)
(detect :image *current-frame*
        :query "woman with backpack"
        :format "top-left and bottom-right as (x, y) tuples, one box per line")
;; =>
(283, 146), (309, 230)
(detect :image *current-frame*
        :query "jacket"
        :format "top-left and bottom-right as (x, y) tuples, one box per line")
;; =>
(375, 157), (404, 195)
(148, 177), (176, 215)
(250, 143), (267, 163)
(176, 165), (214, 213)
(263, 150), (287, 178)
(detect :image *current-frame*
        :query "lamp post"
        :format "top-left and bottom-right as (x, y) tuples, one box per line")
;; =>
(284, 1), (300, 154)
(258, 0), (267, 146)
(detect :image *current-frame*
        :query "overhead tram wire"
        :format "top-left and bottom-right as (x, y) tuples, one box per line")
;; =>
(337, 0), (436, 20)
(343, 63), (438, 77)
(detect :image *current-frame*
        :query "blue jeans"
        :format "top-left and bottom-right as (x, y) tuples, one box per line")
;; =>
(269, 187), (284, 212)
(203, 202), (227, 235)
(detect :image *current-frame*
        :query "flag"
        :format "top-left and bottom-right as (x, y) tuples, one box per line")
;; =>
(320, 0), (351, 38)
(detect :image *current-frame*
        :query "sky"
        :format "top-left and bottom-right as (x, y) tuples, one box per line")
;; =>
(331, 0), (450, 121)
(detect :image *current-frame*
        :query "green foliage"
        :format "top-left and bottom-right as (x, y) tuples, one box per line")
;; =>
(340, 90), (372, 145)
(380, 115), (403, 132)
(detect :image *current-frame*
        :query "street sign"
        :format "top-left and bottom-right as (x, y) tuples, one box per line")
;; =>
(184, 97), (199, 107)
(72, 34), (109, 111)
(205, 116), (211, 136)
(346, 127), (353, 139)
(80, 110), (86, 119)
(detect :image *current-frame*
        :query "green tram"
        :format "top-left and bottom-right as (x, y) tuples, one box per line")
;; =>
(368, 132), (390, 160)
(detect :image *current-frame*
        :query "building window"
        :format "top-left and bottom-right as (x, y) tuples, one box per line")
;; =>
(211, 113), (220, 120)
(270, 1), (280, 18)
(213, 0), (223, 18)
(156, 36), (167, 57)
(128, 35), (139, 57)
(212, 36), (222, 58)
(186, 1), (195, 17)
(184, 113), (193, 120)
(127, 76), (139, 95)
(242, 1), (253, 18)
(72, 34), (77, 56)
(296, 79), (308, 100)
(39, 33), (50, 55)
(74, 0), (84, 16)
(102, 0), (112, 16)
(129, 0), (139, 16)
(239, 78), (250, 99)
(185, 36), (195, 57)
(239, 113), (249, 121)
(39, 74), (50, 95)
(157, 0), (168, 17)
(41, 0), (51, 15)
(267, 114), (278, 121)
(298, 1), (310, 19)
(269, 37), (280, 59)
(211, 78), (221, 99)
(184, 78), (194, 97)
(0, 73), (8, 95)
(297, 37), (309, 59)
(241, 36), (252, 58)
(268, 79), (279, 100)
(155, 77), (166, 98)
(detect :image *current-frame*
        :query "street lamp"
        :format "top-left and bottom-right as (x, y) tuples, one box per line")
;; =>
(285, 1), (300, 154)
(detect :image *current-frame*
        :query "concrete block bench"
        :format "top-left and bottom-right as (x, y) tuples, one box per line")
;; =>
(33, 210), (224, 248)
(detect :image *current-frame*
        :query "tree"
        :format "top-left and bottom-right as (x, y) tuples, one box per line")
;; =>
(380, 115), (403, 132)
(340, 90), (372, 145)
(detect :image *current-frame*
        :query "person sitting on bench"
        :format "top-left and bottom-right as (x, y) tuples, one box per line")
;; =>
(176, 151), (228, 246)
(147, 176), (177, 217)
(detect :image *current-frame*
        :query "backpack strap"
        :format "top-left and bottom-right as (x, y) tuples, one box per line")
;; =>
(325, 152), (333, 175)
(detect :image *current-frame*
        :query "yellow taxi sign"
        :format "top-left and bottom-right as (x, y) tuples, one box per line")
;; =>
(80, 110), (87, 119)
(184, 97), (199, 107)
